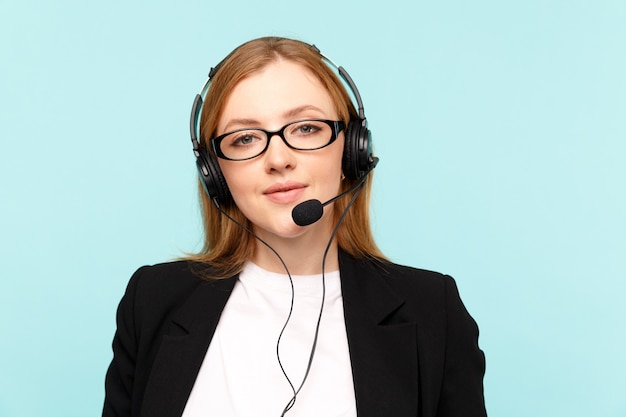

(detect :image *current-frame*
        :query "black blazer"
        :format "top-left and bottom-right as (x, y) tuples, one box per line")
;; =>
(103, 251), (486, 417)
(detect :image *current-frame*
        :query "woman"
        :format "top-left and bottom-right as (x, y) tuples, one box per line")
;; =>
(103, 36), (487, 417)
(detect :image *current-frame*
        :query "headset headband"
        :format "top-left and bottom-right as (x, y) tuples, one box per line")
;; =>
(189, 40), (375, 206)
(189, 44), (366, 152)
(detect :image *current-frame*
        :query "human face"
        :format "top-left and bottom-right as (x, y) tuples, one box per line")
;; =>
(216, 59), (344, 241)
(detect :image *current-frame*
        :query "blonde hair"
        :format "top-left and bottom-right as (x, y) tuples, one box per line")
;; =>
(186, 36), (385, 278)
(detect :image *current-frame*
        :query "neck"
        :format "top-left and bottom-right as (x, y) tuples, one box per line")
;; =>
(251, 227), (339, 276)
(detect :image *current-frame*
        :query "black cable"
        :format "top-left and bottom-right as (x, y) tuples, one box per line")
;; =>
(214, 180), (365, 417)
(279, 183), (365, 416)
(212, 200), (298, 401)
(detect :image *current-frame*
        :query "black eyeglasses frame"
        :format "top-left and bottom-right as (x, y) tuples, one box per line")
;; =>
(210, 119), (346, 161)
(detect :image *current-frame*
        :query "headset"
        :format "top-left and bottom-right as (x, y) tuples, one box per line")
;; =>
(189, 42), (375, 208)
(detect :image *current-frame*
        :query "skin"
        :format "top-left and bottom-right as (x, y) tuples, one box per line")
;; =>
(217, 59), (345, 275)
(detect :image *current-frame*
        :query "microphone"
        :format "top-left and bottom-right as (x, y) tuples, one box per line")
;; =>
(292, 157), (379, 226)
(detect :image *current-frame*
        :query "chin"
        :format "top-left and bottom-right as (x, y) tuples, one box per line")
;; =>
(252, 219), (305, 240)
(271, 224), (309, 239)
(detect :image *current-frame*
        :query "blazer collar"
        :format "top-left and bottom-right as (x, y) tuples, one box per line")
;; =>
(141, 253), (419, 417)
(339, 251), (419, 417)
(140, 275), (237, 417)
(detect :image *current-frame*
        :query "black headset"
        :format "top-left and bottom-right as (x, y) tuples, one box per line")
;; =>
(189, 42), (374, 208)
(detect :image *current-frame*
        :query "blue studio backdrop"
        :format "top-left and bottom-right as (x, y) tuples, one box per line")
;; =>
(1, 1), (625, 416)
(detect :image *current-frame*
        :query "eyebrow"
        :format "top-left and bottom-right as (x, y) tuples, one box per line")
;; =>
(222, 105), (327, 132)
(283, 104), (325, 119)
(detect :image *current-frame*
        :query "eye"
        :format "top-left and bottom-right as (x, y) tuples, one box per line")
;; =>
(298, 124), (318, 134)
(289, 121), (324, 137)
(228, 130), (264, 146)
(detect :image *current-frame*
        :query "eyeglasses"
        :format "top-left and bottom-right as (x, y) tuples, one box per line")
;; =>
(211, 119), (346, 161)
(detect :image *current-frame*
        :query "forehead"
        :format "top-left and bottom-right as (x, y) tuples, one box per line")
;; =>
(217, 60), (337, 132)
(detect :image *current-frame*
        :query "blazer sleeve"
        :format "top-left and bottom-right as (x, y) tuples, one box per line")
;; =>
(102, 267), (145, 417)
(437, 275), (487, 417)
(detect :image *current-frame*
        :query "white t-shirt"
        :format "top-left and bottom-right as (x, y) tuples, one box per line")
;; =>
(182, 262), (357, 417)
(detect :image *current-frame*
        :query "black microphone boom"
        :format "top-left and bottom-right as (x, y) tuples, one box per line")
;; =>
(291, 157), (379, 227)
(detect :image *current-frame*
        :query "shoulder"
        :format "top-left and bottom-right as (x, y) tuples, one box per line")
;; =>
(127, 260), (231, 289)
(120, 260), (235, 323)
(366, 258), (480, 336)
(126, 261), (207, 298)
(339, 252), (470, 320)
(383, 260), (460, 300)
(341, 252), (454, 294)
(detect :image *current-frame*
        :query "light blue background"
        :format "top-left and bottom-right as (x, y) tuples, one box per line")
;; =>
(1, 0), (624, 416)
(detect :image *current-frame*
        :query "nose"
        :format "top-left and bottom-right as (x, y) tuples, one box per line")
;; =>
(263, 133), (296, 173)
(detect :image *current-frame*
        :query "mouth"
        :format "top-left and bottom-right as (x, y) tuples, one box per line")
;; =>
(263, 181), (307, 204)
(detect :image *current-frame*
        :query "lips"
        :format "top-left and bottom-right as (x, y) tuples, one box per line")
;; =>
(263, 181), (307, 204)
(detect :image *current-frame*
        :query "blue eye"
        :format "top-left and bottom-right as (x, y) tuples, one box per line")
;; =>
(298, 125), (317, 134)
(234, 135), (254, 145)
(229, 131), (264, 146)
(289, 121), (324, 137)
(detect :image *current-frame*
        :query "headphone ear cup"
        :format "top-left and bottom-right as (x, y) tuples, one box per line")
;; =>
(196, 148), (231, 206)
(342, 120), (372, 180)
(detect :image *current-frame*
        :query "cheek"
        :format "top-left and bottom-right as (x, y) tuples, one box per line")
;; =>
(218, 161), (254, 204)
(327, 140), (345, 178)
(313, 147), (344, 193)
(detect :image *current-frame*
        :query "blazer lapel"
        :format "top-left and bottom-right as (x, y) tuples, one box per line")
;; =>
(138, 254), (420, 417)
(140, 276), (237, 417)
(339, 253), (419, 417)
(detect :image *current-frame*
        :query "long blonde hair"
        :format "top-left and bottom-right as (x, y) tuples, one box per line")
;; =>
(186, 36), (385, 278)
